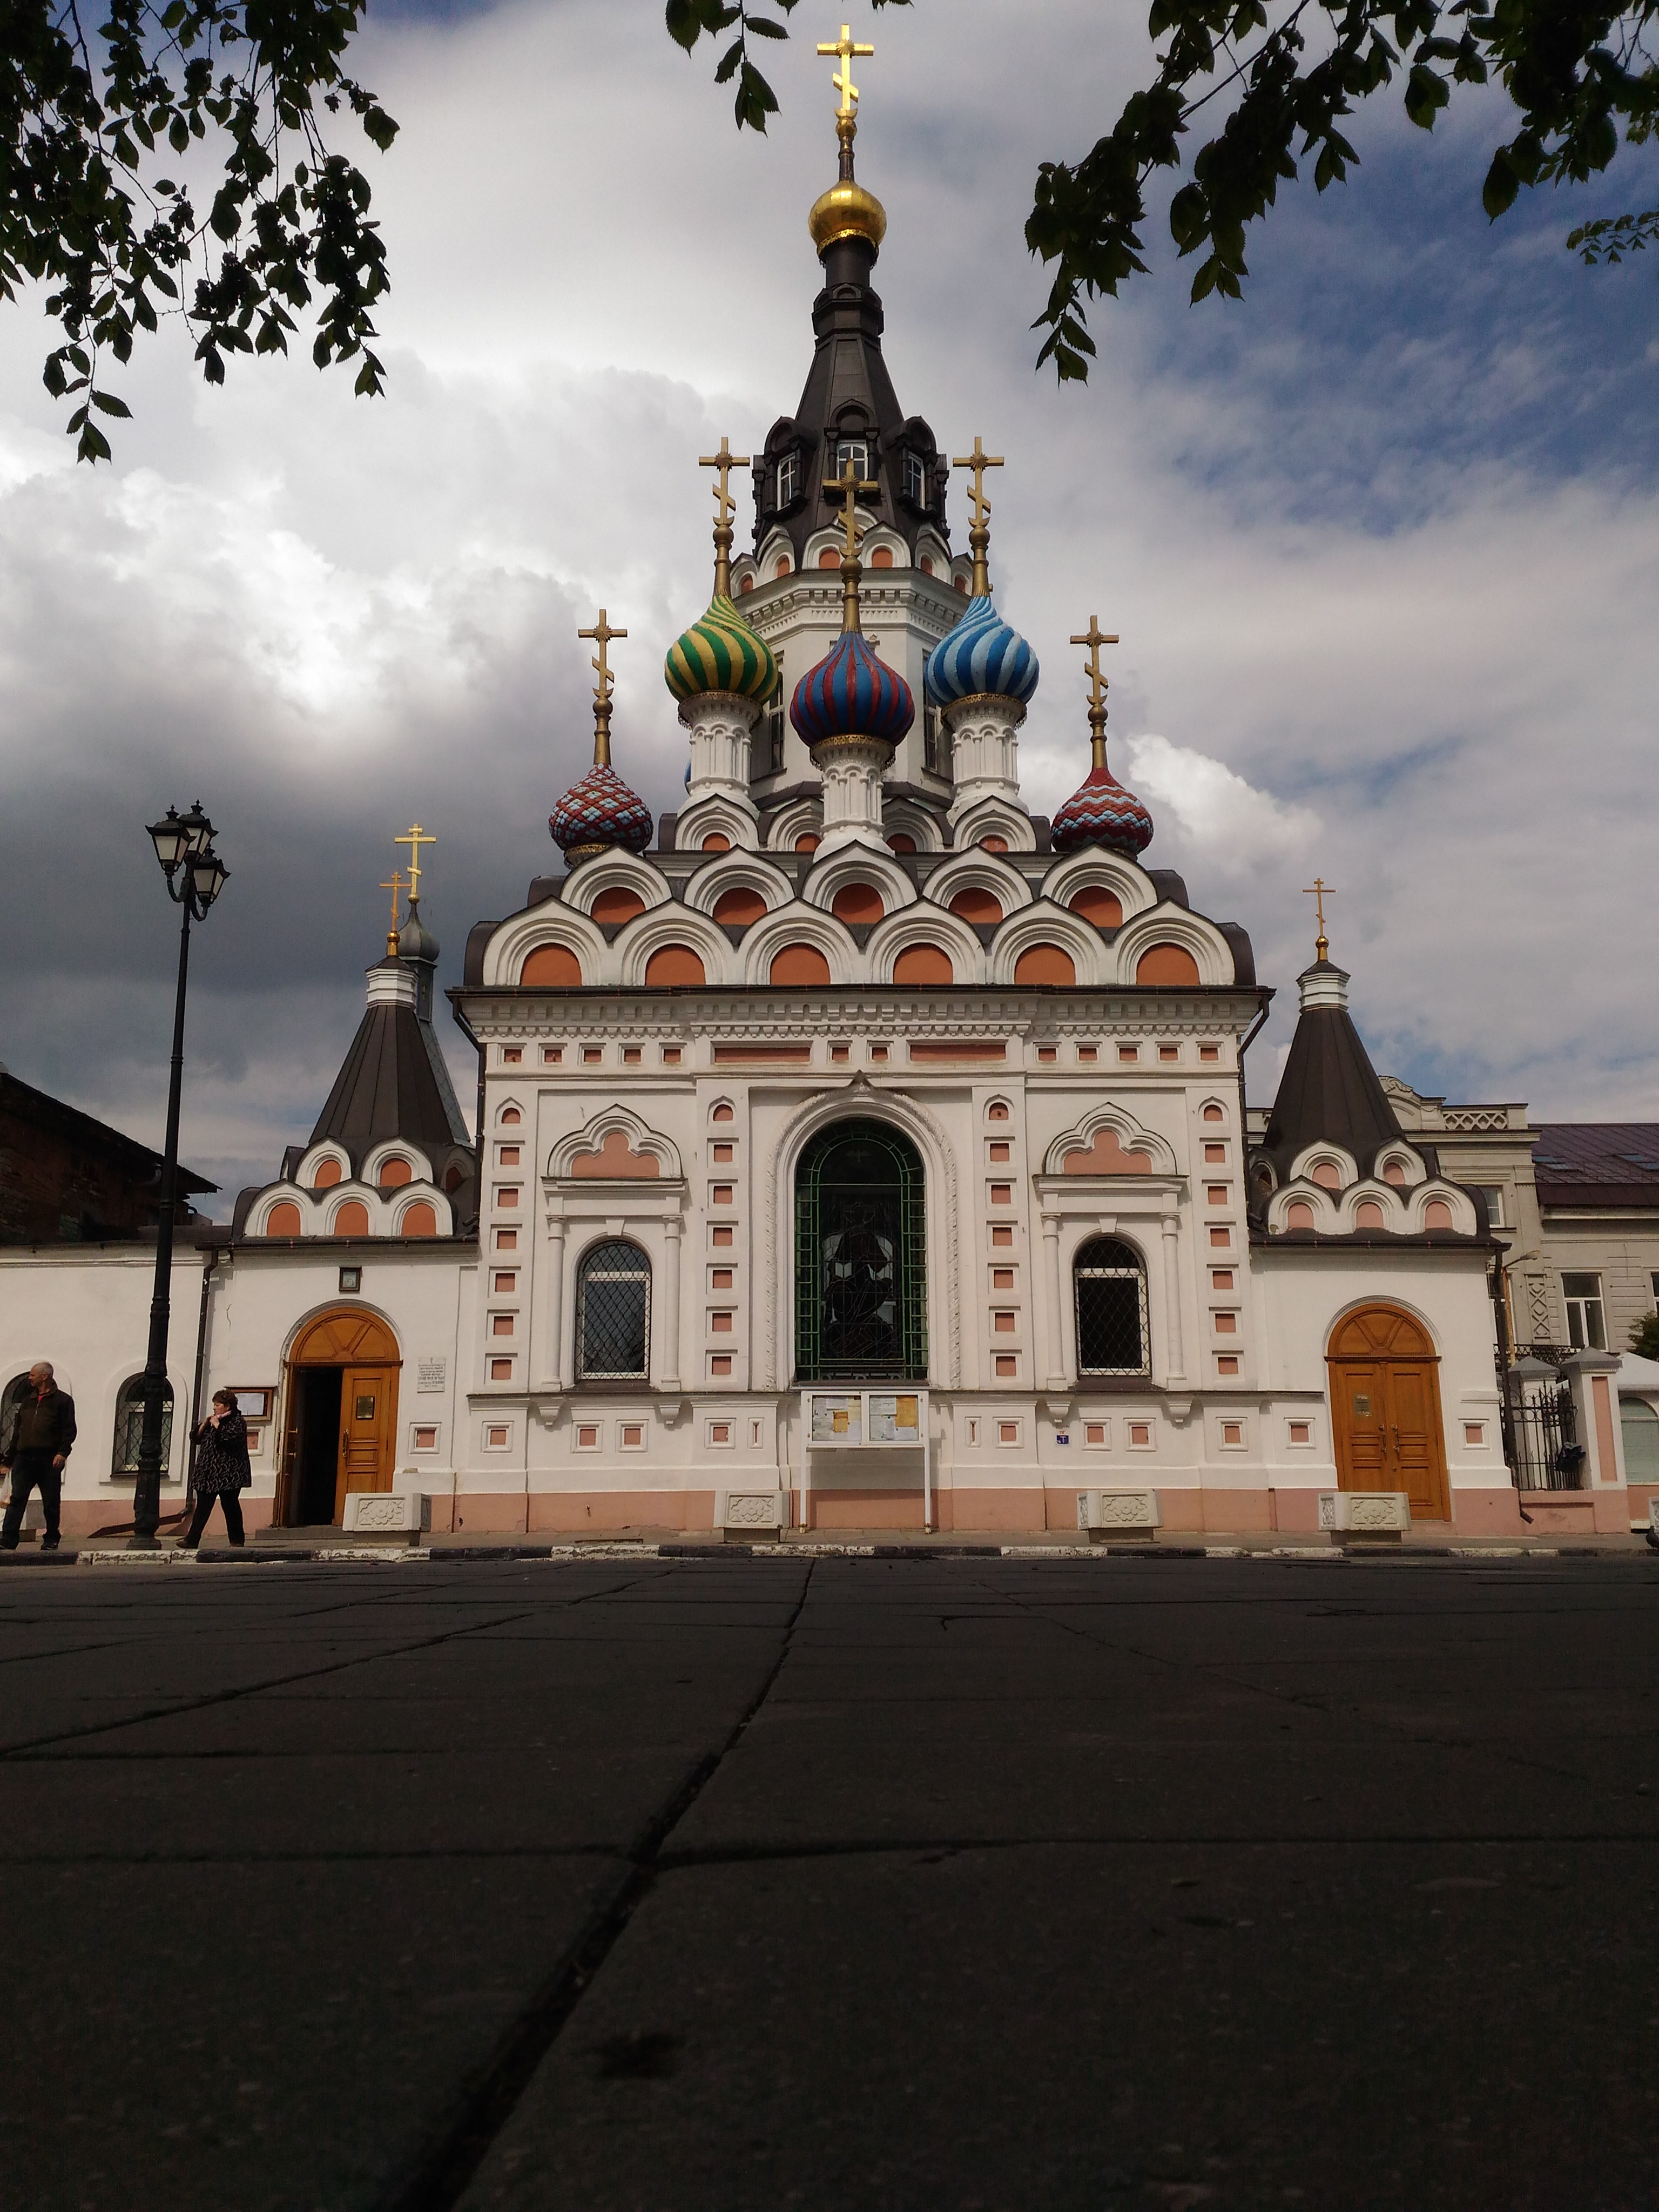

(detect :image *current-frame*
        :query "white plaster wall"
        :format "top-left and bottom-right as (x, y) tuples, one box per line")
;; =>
(1250, 1248), (1503, 1494)
(0, 1248), (200, 1493)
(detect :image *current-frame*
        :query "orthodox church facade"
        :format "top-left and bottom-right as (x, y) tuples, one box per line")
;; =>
(5, 65), (1637, 1542)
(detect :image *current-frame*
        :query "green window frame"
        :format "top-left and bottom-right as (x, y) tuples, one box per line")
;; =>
(795, 1119), (927, 1382)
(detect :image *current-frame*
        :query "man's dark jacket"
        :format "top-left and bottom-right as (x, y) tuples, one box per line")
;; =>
(1, 1386), (77, 1461)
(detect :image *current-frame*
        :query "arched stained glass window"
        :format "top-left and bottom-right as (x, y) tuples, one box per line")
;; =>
(576, 1240), (651, 1382)
(1073, 1237), (1150, 1377)
(794, 1121), (926, 1381)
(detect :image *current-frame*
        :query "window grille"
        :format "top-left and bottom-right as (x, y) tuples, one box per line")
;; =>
(835, 437), (870, 482)
(767, 704), (786, 774)
(113, 1374), (174, 1474)
(903, 451), (926, 507)
(795, 1121), (926, 1381)
(577, 1239), (651, 1380)
(1074, 1237), (1151, 1376)
(775, 451), (799, 508)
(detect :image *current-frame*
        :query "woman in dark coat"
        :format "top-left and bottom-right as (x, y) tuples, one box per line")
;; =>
(181, 1390), (251, 1548)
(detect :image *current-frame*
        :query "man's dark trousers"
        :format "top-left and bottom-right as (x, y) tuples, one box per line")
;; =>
(2, 1451), (62, 1547)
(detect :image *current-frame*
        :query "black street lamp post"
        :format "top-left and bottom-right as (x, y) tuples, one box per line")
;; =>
(131, 803), (229, 1549)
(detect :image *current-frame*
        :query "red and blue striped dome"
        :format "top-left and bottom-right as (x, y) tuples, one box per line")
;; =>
(790, 629), (914, 751)
(1051, 759), (1154, 858)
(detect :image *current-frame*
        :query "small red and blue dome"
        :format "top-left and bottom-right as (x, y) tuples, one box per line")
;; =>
(1051, 758), (1154, 857)
(924, 594), (1038, 710)
(549, 763), (652, 861)
(790, 629), (914, 750)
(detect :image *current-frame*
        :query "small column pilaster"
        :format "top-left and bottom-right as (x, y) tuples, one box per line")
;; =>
(659, 1216), (684, 1393)
(1160, 1209), (1186, 1387)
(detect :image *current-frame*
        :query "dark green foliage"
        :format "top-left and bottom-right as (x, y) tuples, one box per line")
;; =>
(2, 0), (396, 458)
(1628, 1310), (1659, 1359)
(673, 0), (1657, 381)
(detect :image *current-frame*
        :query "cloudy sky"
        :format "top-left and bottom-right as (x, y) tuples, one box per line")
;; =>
(1, 0), (1654, 1210)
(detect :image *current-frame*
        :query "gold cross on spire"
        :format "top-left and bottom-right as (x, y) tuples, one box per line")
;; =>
(1302, 875), (1337, 962)
(953, 436), (1004, 596)
(1070, 616), (1121, 767)
(578, 609), (627, 765)
(818, 23), (874, 116)
(700, 437), (750, 600)
(394, 825), (435, 903)
(379, 868), (406, 959)
(826, 453), (878, 633)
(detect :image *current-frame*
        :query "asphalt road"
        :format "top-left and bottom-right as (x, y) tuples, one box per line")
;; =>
(2, 1554), (1655, 2211)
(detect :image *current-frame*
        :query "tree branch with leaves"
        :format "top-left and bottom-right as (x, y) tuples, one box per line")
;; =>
(1, 0), (396, 458)
(666, 0), (1656, 382)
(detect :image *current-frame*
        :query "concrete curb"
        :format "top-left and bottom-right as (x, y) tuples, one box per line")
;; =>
(25, 1537), (1655, 1568)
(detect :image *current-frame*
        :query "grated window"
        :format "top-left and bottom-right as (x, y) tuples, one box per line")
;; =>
(1073, 1237), (1150, 1377)
(576, 1239), (651, 1380)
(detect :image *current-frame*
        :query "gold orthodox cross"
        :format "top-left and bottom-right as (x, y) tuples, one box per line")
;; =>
(827, 453), (879, 564)
(394, 826), (435, 902)
(579, 609), (627, 764)
(953, 437), (1003, 532)
(1303, 875), (1337, 962)
(1070, 617), (1119, 713)
(818, 23), (874, 116)
(954, 437), (1003, 595)
(700, 438), (750, 598)
(579, 609), (625, 709)
(380, 868), (405, 957)
(1070, 616), (1120, 766)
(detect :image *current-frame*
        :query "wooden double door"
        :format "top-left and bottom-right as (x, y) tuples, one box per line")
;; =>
(278, 1308), (400, 1527)
(1328, 1304), (1450, 1521)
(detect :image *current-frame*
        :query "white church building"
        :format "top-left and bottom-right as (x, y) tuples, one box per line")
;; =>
(4, 80), (1636, 1545)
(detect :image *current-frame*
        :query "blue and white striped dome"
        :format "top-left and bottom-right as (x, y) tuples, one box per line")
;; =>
(924, 594), (1038, 710)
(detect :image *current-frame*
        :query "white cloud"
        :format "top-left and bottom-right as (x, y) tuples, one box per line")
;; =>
(0, 0), (1655, 1203)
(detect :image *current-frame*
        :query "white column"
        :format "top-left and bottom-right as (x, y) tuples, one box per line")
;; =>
(544, 1217), (567, 1391)
(1161, 1209), (1186, 1387)
(659, 1216), (683, 1392)
(1042, 1211), (1067, 1392)
(811, 737), (893, 858)
(945, 697), (1025, 832)
(678, 695), (762, 849)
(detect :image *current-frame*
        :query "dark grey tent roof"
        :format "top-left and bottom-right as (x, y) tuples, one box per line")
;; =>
(308, 957), (470, 1171)
(1259, 962), (1409, 1184)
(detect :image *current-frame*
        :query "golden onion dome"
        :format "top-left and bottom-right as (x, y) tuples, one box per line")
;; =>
(808, 177), (887, 255)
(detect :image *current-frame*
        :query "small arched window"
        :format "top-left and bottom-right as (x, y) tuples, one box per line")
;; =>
(113, 1373), (173, 1475)
(987, 1102), (1010, 1123)
(500, 1107), (522, 1127)
(576, 1240), (651, 1381)
(711, 1102), (736, 1124)
(1073, 1237), (1150, 1377)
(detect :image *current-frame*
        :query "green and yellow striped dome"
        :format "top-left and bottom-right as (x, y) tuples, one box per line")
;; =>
(664, 594), (778, 708)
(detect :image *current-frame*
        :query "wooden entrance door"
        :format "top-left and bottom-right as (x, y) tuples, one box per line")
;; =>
(1327, 1304), (1450, 1520)
(335, 1365), (395, 1521)
(278, 1307), (401, 1528)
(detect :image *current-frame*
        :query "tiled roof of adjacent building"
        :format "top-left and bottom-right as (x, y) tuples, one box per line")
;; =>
(1530, 1123), (1659, 1209)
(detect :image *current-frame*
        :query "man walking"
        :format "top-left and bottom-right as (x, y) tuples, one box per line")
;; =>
(1, 1363), (77, 1552)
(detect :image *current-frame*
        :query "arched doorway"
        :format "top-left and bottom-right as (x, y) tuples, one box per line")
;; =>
(276, 1309), (401, 1528)
(794, 1120), (927, 1381)
(1327, 1304), (1449, 1520)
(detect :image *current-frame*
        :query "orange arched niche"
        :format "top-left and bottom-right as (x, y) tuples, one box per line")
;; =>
(1326, 1303), (1448, 1521)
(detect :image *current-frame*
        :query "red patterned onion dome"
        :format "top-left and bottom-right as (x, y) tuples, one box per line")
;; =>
(1051, 758), (1154, 857)
(790, 628), (914, 750)
(549, 762), (653, 862)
